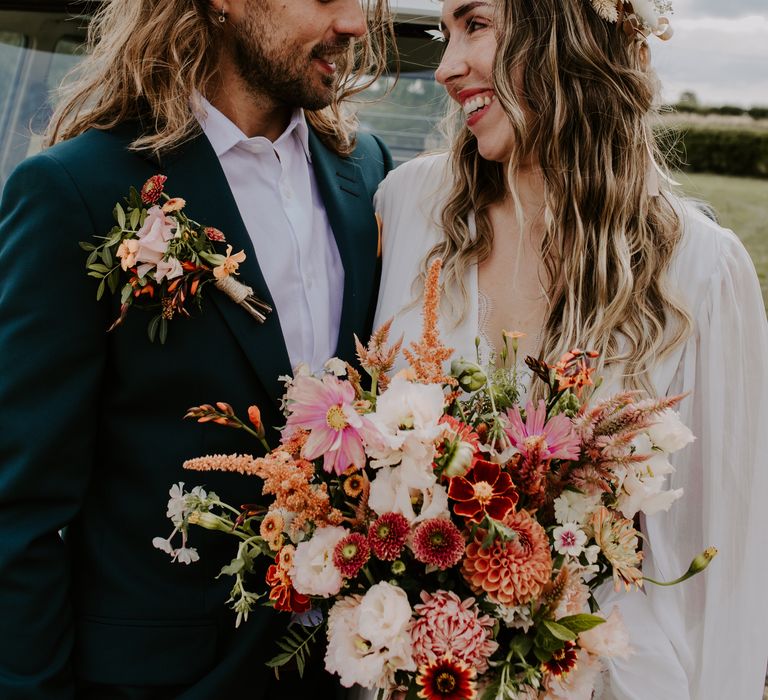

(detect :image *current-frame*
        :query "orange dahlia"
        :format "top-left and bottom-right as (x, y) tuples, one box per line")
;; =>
(462, 509), (552, 607)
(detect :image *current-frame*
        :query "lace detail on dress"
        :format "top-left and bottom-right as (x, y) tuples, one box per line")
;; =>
(477, 289), (496, 363)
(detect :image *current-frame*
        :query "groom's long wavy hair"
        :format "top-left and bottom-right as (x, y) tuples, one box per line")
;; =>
(45, 0), (393, 156)
(428, 0), (692, 394)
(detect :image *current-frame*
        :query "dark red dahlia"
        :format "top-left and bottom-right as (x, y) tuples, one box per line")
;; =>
(333, 532), (370, 578)
(412, 518), (465, 569)
(140, 174), (167, 205)
(368, 512), (410, 561)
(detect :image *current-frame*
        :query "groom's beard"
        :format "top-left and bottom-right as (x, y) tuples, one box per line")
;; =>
(230, 2), (351, 111)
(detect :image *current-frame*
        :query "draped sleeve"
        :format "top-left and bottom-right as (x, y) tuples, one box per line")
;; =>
(604, 209), (768, 699)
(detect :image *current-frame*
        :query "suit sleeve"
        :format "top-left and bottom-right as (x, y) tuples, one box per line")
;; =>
(370, 132), (394, 175)
(0, 154), (107, 698)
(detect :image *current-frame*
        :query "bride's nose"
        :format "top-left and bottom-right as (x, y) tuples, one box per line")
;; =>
(435, 39), (470, 86)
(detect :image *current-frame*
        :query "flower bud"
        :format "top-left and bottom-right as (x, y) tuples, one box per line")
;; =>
(390, 560), (406, 576)
(688, 546), (718, 575)
(188, 511), (229, 532)
(247, 405), (265, 438)
(451, 359), (487, 392)
(443, 441), (475, 479)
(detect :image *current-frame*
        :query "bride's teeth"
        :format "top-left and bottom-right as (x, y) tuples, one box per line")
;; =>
(462, 94), (493, 116)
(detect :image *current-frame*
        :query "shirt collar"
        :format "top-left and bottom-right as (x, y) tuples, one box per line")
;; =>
(194, 95), (311, 162)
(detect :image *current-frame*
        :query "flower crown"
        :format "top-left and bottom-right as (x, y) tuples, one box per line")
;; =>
(589, 0), (674, 41)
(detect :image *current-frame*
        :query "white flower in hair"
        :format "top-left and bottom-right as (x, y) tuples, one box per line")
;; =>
(590, 0), (620, 22)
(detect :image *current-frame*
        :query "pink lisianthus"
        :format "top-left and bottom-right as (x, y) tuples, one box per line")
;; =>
(134, 205), (177, 278)
(410, 590), (498, 674)
(578, 606), (632, 659)
(284, 374), (371, 475)
(504, 400), (581, 462)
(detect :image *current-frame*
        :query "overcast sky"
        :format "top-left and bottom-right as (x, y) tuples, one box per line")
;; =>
(651, 0), (768, 107)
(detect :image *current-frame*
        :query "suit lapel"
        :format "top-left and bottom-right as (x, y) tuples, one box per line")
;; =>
(308, 130), (379, 363)
(160, 132), (292, 405)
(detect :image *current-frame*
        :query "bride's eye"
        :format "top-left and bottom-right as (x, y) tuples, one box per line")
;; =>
(466, 16), (490, 34)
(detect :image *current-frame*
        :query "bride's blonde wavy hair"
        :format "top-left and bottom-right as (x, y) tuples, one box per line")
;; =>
(426, 0), (692, 393)
(45, 0), (394, 156)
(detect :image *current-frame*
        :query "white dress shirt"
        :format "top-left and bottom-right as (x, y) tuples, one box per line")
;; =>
(196, 98), (344, 372)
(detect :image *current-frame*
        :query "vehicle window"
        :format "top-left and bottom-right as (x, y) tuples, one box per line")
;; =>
(0, 31), (27, 157)
(356, 70), (448, 164)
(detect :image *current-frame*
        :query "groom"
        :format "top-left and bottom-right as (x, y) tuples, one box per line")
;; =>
(0, 0), (391, 698)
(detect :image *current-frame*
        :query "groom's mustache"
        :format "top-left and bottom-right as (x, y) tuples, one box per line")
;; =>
(310, 40), (353, 61)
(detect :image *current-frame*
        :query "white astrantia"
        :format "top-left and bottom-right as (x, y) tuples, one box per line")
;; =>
(290, 525), (347, 597)
(365, 375), (447, 470)
(647, 409), (695, 453)
(553, 489), (602, 526)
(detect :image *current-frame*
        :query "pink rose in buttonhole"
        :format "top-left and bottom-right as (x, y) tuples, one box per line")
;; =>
(135, 205), (177, 278)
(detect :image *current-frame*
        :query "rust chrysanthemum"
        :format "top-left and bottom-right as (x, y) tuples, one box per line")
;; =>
(416, 656), (476, 700)
(333, 532), (371, 578)
(140, 174), (167, 204)
(412, 518), (465, 570)
(448, 459), (518, 523)
(204, 226), (226, 242)
(462, 509), (553, 607)
(543, 640), (578, 677)
(368, 512), (410, 561)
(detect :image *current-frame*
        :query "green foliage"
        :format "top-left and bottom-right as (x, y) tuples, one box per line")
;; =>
(662, 126), (768, 179)
(266, 623), (323, 678)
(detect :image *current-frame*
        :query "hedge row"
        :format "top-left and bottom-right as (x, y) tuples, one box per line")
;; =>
(666, 104), (768, 120)
(658, 126), (768, 179)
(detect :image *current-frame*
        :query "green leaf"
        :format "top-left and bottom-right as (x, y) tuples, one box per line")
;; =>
(147, 315), (161, 342)
(103, 246), (113, 268)
(556, 613), (606, 635)
(509, 633), (533, 658)
(79, 241), (96, 251)
(96, 278), (106, 301)
(405, 682), (421, 700)
(87, 271), (104, 279)
(533, 646), (552, 663)
(543, 619), (578, 642)
(114, 203), (126, 229)
(86, 250), (98, 267)
(480, 676), (502, 700)
(129, 207), (140, 230)
(88, 263), (110, 274)
(120, 283), (133, 304)
(159, 317), (168, 344)
(107, 269), (120, 295)
(218, 557), (245, 577)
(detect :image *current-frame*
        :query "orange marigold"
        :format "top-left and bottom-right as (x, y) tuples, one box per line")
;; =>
(462, 509), (553, 607)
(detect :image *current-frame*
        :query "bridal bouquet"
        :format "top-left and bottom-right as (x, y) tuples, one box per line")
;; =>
(154, 260), (714, 699)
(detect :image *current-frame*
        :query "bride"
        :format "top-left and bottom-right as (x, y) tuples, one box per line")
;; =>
(372, 0), (768, 697)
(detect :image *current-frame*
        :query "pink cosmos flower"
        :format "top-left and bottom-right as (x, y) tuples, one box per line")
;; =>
(284, 374), (370, 475)
(504, 400), (581, 462)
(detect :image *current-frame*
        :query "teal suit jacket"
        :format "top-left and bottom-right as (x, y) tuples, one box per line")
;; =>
(0, 123), (392, 698)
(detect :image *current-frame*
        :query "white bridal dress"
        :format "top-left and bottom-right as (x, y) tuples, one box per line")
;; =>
(368, 153), (768, 700)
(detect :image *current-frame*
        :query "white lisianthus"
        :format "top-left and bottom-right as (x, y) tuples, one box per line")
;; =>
(552, 523), (588, 557)
(366, 375), (447, 468)
(647, 409), (695, 453)
(496, 604), (535, 632)
(579, 606), (632, 659)
(325, 588), (416, 689)
(553, 490), (602, 526)
(629, 0), (661, 29)
(290, 525), (347, 597)
(368, 465), (449, 522)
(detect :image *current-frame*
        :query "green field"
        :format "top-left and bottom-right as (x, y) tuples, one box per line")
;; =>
(676, 172), (768, 308)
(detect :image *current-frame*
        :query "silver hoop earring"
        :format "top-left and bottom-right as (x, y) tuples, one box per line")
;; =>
(218, 5), (226, 23)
